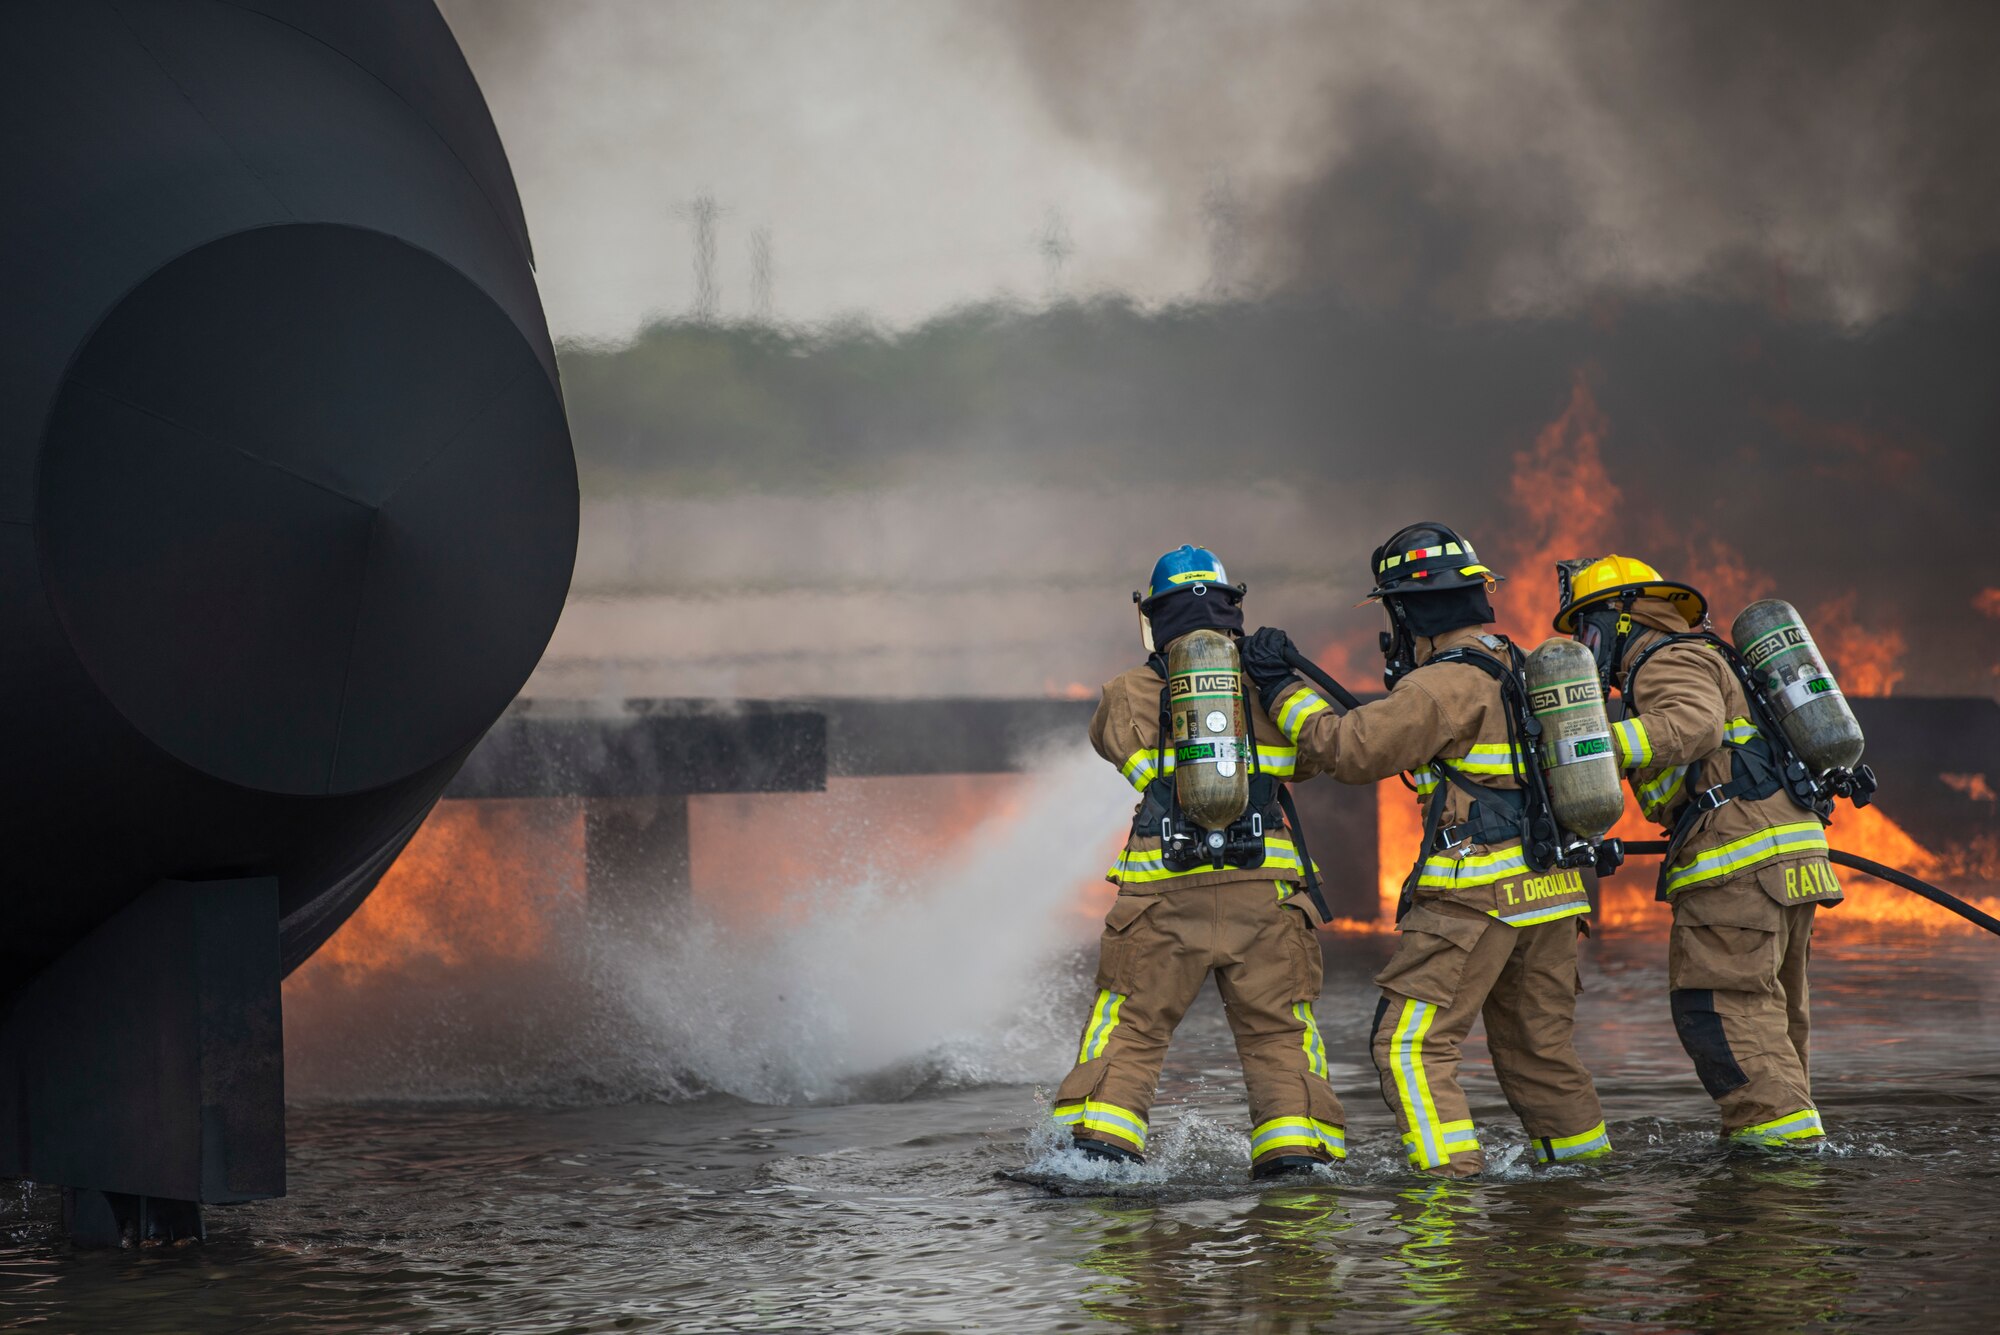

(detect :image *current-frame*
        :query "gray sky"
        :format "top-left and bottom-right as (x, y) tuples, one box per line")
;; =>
(442, 0), (1998, 340)
(441, 0), (1200, 337)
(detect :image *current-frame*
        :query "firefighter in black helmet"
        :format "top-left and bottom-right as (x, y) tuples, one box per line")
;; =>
(1241, 523), (1610, 1177)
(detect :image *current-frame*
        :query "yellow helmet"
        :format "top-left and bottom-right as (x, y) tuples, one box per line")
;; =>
(1552, 555), (1707, 633)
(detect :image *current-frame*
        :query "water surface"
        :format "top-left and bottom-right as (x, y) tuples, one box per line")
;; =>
(2, 928), (1996, 1333)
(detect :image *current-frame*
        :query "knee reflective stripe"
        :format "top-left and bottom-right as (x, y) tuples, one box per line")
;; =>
(1292, 1002), (1330, 1080)
(1664, 822), (1829, 894)
(1731, 1108), (1824, 1143)
(1251, 1116), (1346, 1161)
(1401, 1119), (1480, 1166)
(1276, 686), (1332, 743)
(1077, 990), (1127, 1063)
(1534, 1122), (1612, 1163)
(1053, 1099), (1147, 1151)
(1613, 717), (1652, 769)
(1389, 999), (1453, 1169)
(1670, 989), (1750, 1097)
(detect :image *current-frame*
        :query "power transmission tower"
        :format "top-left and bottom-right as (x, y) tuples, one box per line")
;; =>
(1036, 206), (1074, 303)
(749, 225), (773, 322)
(673, 194), (728, 321)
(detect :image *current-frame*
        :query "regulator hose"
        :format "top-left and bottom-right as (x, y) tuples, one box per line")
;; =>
(1617, 840), (2000, 938)
(1279, 646), (1365, 712)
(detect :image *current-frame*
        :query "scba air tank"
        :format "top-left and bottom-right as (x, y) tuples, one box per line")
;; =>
(1526, 638), (1626, 839)
(1167, 629), (1251, 830)
(1731, 599), (1867, 773)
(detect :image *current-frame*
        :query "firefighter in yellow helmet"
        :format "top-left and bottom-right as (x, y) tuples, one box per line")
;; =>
(1054, 545), (1348, 1180)
(1242, 523), (1610, 1178)
(1554, 555), (1841, 1148)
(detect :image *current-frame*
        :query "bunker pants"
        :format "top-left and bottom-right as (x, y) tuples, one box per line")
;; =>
(1667, 877), (1824, 1144)
(1056, 882), (1347, 1168)
(1369, 901), (1609, 1177)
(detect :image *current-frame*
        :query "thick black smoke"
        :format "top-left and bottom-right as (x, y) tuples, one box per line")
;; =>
(998, 0), (2000, 322)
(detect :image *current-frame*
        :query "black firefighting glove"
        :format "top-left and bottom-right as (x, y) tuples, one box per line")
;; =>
(1240, 627), (1300, 710)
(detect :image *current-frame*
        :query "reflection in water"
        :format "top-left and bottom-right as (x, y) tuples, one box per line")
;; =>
(1, 932), (1996, 1331)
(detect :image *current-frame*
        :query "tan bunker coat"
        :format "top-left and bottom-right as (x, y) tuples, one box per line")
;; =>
(1609, 599), (1840, 1144)
(1055, 661), (1349, 1168)
(1271, 626), (1608, 1176)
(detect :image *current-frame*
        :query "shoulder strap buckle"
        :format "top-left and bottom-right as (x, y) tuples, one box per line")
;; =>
(1693, 785), (1733, 813)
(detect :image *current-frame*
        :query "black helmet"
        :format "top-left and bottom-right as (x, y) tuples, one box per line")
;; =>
(1365, 522), (1501, 599)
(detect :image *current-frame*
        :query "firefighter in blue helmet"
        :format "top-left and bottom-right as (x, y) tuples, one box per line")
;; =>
(1054, 545), (1349, 1180)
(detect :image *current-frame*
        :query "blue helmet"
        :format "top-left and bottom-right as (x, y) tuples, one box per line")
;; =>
(1135, 544), (1243, 609)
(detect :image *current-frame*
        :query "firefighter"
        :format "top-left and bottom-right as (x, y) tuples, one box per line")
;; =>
(1241, 523), (1610, 1178)
(1055, 544), (1348, 1180)
(1554, 555), (1840, 1148)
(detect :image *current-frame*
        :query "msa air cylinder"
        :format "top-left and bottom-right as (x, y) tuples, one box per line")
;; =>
(1731, 599), (1866, 773)
(1526, 637), (1625, 839)
(1167, 629), (1250, 831)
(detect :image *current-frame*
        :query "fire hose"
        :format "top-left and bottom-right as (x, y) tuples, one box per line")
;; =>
(1608, 842), (2000, 937)
(1273, 646), (2000, 939)
(1279, 645), (1364, 712)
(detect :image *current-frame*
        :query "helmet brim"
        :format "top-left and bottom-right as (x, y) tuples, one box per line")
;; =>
(1553, 581), (1707, 633)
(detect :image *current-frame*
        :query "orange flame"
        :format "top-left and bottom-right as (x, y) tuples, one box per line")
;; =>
(1811, 592), (1905, 696)
(1675, 535), (1774, 627)
(1374, 783), (1423, 923)
(1974, 588), (2000, 620)
(1940, 772), (1997, 803)
(292, 799), (586, 982)
(1492, 372), (1620, 644)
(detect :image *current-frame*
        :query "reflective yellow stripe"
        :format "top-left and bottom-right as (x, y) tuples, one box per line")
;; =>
(1077, 989), (1127, 1062)
(1052, 1099), (1148, 1151)
(1119, 750), (1161, 792)
(1390, 1000), (1449, 1169)
(1664, 822), (1829, 894)
(1293, 1002), (1329, 1080)
(1120, 744), (1298, 790)
(1250, 1116), (1346, 1160)
(1417, 841), (1529, 890)
(1724, 716), (1759, 745)
(1259, 747), (1299, 776)
(1442, 742), (1524, 776)
(1490, 899), (1590, 927)
(1412, 766), (1441, 796)
(1534, 1121), (1612, 1163)
(1613, 717), (1652, 769)
(1730, 1108), (1823, 1143)
(1276, 687), (1332, 742)
(1400, 1118), (1480, 1162)
(1110, 836), (1306, 884)
(1638, 764), (1688, 818)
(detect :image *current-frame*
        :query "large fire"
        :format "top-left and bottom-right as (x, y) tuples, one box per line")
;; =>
(289, 799), (586, 985)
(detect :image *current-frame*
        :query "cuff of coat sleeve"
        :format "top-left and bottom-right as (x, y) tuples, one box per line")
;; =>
(1612, 717), (1652, 770)
(1272, 681), (1333, 742)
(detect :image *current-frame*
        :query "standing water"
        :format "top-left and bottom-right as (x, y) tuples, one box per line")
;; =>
(2, 748), (1996, 1332)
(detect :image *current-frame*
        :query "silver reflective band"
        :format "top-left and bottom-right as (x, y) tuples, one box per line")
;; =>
(1548, 730), (1613, 767)
(1771, 672), (1841, 716)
